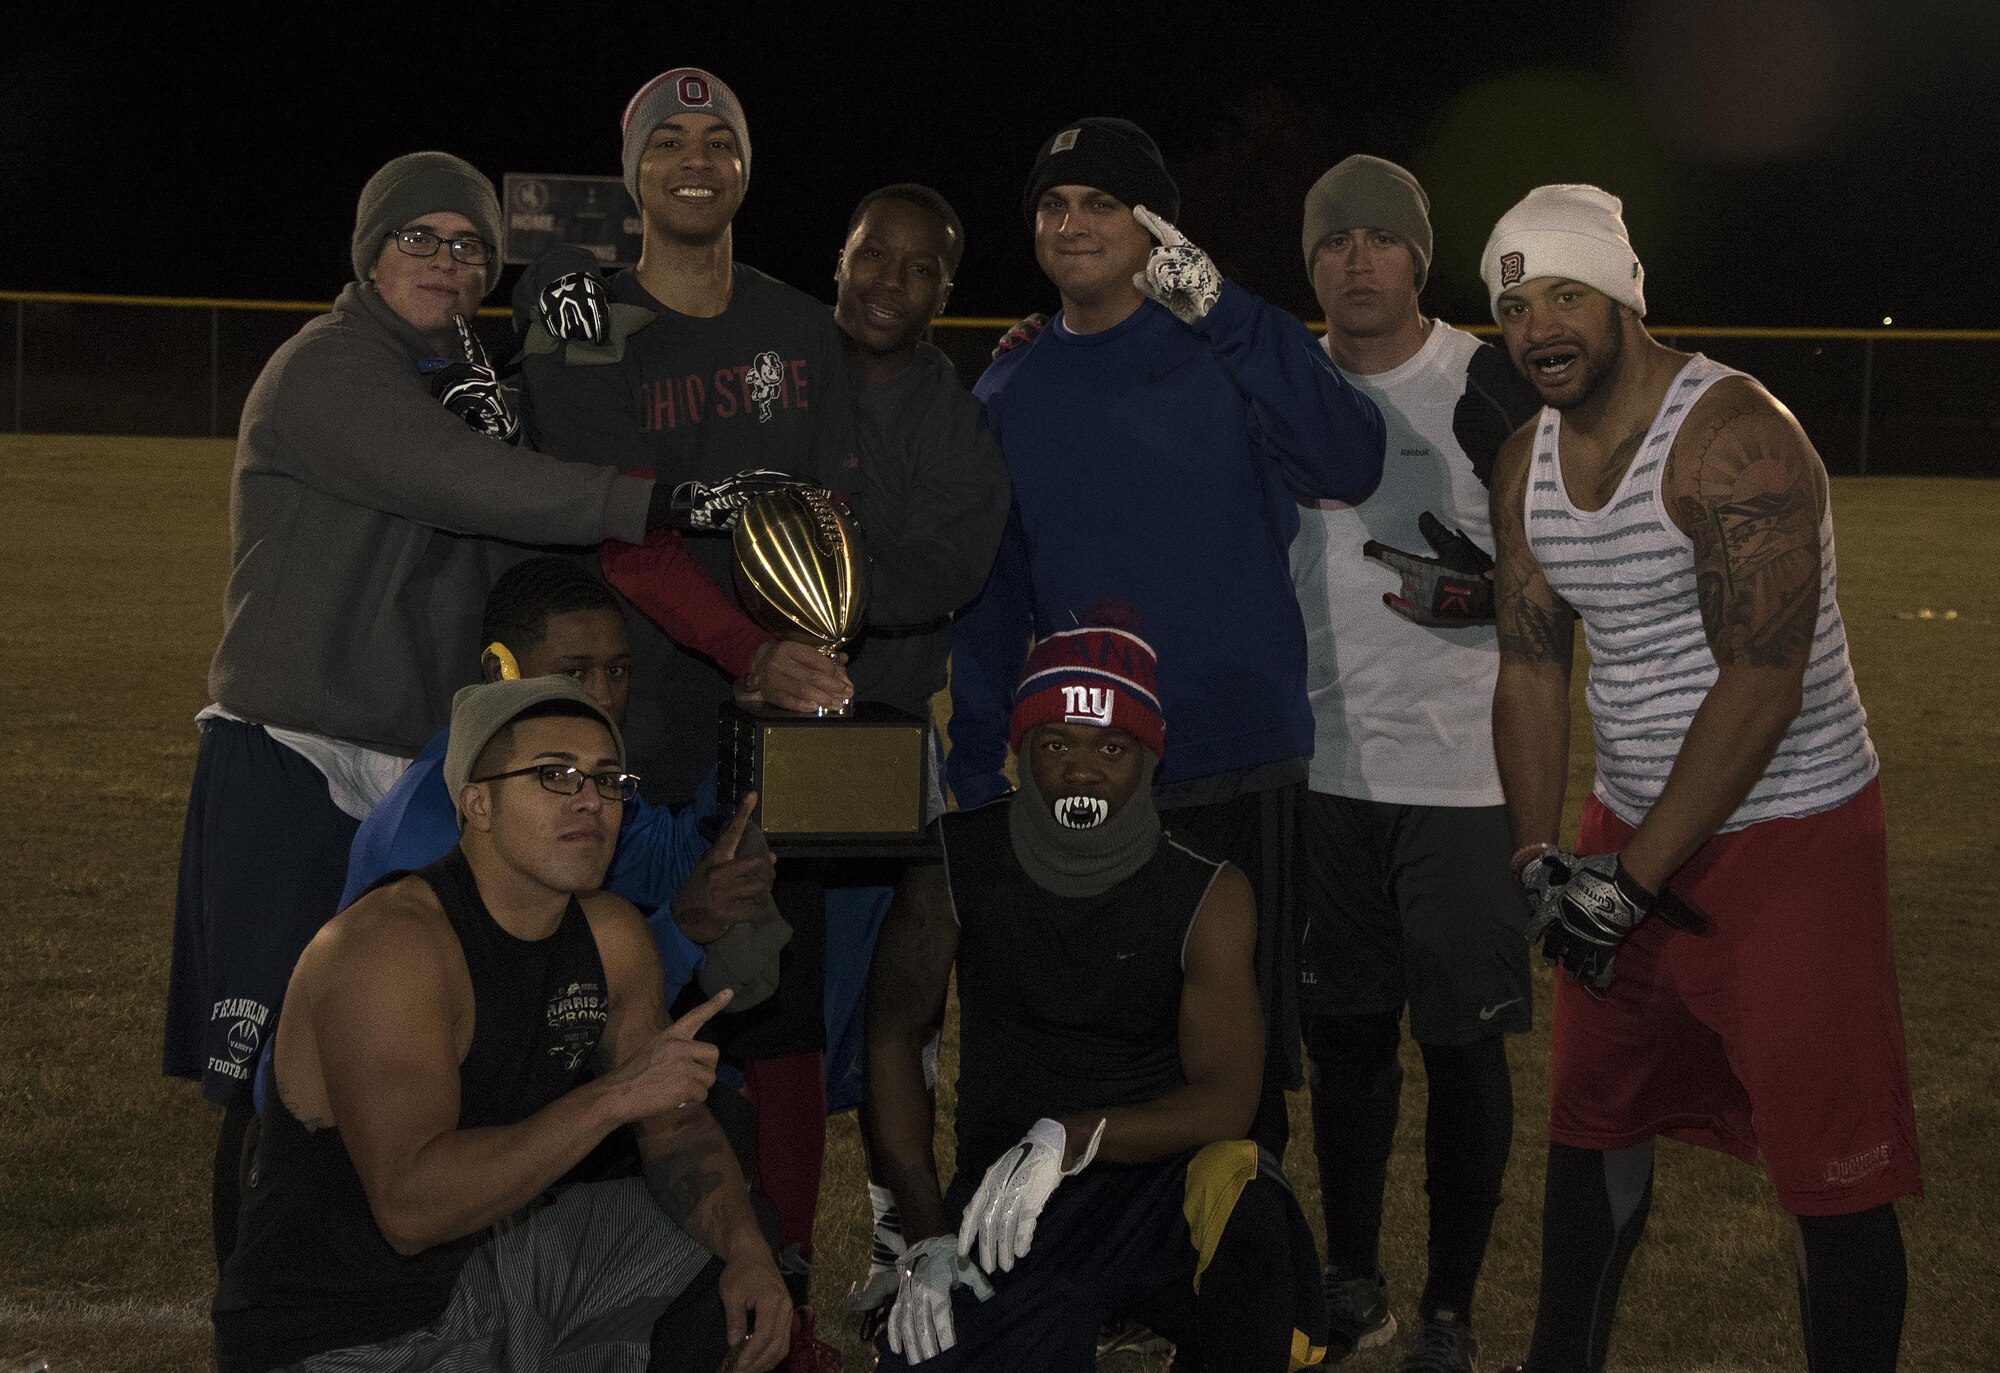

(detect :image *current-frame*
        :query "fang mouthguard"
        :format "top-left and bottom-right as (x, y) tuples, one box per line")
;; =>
(1053, 796), (1110, 829)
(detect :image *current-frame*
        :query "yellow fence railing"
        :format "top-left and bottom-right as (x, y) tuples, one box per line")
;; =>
(4, 291), (1997, 474)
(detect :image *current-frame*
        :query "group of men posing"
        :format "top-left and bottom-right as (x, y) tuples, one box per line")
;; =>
(163, 64), (1920, 1373)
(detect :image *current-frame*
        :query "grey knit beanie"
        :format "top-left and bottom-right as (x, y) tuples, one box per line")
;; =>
(1301, 155), (1432, 291)
(620, 68), (751, 206)
(350, 151), (504, 295)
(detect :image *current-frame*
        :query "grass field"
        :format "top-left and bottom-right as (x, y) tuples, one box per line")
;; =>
(2, 435), (1995, 1372)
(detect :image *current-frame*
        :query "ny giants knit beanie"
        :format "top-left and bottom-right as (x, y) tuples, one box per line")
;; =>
(351, 151), (504, 295)
(1008, 626), (1167, 761)
(1300, 154), (1433, 291)
(1021, 118), (1180, 225)
(1481, 184), (1646, 320)
(621, 68), (751, 206)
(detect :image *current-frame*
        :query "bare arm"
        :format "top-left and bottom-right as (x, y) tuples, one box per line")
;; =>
(591, 896), (790, 1373)
(1619, 383), (1825, 890)
(1489, 425), (1580, 856)
(1055, 863), (1263, 1166)
(307, 895), (647, 1257)
(862, 859), (958, 1244)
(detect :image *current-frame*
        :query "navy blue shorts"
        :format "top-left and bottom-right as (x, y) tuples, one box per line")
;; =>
(879, 1142), (1327, 1371)
(164, 718), (360, 1106)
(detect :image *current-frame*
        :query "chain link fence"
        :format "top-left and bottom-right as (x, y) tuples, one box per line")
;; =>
(4, 293), (1994, 476)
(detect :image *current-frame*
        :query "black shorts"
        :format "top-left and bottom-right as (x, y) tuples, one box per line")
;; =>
(878, 1141), (1327, 1371)
(164, 718), (360, 1105)
(1295, 792), (1530, 1044)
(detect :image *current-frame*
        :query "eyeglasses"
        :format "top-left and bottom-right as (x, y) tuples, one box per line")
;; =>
(384, 228), (494, 266)
(471, 764), (642, 803)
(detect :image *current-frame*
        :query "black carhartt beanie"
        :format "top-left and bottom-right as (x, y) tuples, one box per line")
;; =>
(1021, 118), (1179, 225)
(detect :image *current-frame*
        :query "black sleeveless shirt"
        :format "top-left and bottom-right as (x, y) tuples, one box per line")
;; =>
(213, 849), (610, 1373)
(941, 798), (1224, 1184)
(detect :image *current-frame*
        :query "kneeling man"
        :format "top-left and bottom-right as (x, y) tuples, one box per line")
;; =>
(214, 677), (789, 1373)
(865, 627), (1327, 1371)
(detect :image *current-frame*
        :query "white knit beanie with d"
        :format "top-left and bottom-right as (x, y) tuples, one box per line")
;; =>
(1481, 184), (1645, 320)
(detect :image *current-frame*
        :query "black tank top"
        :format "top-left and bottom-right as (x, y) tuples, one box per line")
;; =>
(213, 849), (610, 1373)
(942, 798), (1223, 1183)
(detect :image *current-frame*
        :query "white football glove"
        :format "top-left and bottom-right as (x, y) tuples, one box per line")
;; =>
(885, 1233), (994, 1363)
(957, 1116), (1104, 1275)
(1131, 205), (1221, 325)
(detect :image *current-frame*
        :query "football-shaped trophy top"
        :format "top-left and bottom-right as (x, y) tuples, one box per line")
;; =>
(731, 488), (870, 653)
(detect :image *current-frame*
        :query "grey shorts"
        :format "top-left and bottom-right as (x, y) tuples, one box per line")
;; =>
(290, 1178), (710, 1372)
(1295, 792), (1531, 1044)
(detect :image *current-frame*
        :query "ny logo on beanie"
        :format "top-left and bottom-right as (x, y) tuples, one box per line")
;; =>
(1061, 685), (1115, 728)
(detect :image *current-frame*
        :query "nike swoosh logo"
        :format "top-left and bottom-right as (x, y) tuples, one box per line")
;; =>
(1115, 951), (1138, 961)
(1478, 997), (1523, 1021)
(1148, 358), (1197, 385)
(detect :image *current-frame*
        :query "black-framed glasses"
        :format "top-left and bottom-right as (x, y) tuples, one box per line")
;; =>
(384, 228), (494, 266)
(471, 763), (641, 803)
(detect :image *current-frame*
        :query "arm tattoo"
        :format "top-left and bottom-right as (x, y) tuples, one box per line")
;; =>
(644, 1119), (733, 1253)
(1676, 399), (1823, 670)
(1491, 439), (1577, 666)
(1497, 593), (1576, 664)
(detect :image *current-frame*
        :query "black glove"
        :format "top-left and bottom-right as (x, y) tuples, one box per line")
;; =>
(1362, 510), (1496, 626)
(1521, 851), (1656, 997)
(430, 315), (519, 443)
(536, 247), (612, 345)
(647, 469), (820, 533)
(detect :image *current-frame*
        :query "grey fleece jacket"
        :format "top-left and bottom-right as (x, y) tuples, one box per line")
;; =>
(208, 282), (652, 754)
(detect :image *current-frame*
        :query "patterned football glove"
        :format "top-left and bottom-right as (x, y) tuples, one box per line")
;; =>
(1131, 206), (1222, 325)
(1521, 851), (1657, 997)
(539, 269), (611, 345)
(884, 1234), (994, 1363)
(1362, 511), (1497, 627)
(669, 470), (820, 533)
(957, 1116), (1104, 1275)
(430, 315), (519, 443)
(991, 311), (1048, 359)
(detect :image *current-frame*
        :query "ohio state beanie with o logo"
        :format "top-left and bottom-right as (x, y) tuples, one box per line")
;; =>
(620, 67), (751, 205)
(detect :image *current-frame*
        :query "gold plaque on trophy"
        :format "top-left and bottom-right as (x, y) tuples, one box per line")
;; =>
(721, 489), (930, 855)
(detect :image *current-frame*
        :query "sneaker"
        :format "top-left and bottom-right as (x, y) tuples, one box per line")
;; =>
(847, 1195), (906, 1341)
(1397, 1308), (1478, 1373)
(1096, 1314), (1172, 1365)
(1321, 1267), (1396, 1362)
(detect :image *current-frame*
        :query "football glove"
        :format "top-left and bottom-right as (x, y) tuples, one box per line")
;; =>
(430, 315), (519, 443)
(1362, 511), (1496, 627)
(1132, 206), (1221, 325)
(957, 1116), (1104, 1275)
(884, 1234), (994, 1363)
(1521, 851), (1656, 997)
(990, 311), (1047, 359)
(667, 470), (820, 533)
(531, 245), (613, 345)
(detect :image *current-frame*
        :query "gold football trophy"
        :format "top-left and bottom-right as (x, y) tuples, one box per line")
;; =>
(720, 488), (929, 854)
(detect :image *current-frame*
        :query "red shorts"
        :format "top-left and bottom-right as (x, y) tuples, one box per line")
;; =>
(1550, 778), (1921, 1215)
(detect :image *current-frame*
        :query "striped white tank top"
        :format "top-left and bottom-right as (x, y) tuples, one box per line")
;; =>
(1525, 354), (1877, 831)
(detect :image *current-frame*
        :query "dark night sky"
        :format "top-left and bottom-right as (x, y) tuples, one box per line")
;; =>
(5, 0), (1996, 328)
